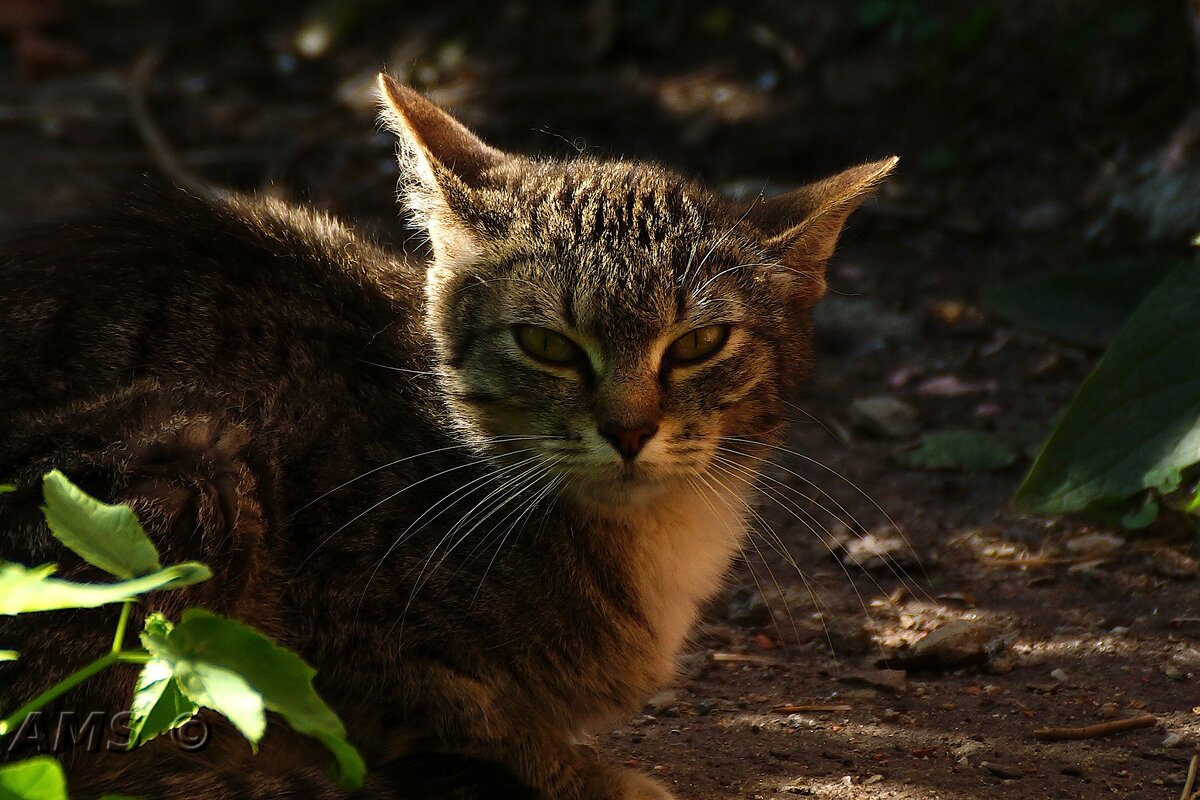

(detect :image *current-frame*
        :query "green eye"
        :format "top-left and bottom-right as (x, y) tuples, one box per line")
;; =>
(514, 325), (581, 364)
(667, 325), (730, 364)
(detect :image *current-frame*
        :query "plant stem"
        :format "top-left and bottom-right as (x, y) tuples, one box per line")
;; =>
(0, 649), (150, 736)
(112, 600), (133, 654)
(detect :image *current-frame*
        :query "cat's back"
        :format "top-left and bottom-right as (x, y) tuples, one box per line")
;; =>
(0, 187), (425, 415)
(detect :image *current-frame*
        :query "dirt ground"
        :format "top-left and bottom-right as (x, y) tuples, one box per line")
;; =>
(1, 2), (1198, 798)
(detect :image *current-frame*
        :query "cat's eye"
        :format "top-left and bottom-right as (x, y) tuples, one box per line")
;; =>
(514, 325), (582, 365)
(666, 325), (730, 364)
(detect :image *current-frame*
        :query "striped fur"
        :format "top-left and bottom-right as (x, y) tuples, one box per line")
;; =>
(0, 80), (893, 798)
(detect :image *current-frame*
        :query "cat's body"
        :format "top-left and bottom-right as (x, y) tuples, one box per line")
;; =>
(0, 77), (894, 798)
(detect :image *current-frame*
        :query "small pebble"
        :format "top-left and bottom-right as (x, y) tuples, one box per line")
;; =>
(841, 531), (922, 574)
(1162, 664), (1185, 681)
(848, 395), (920, 439)
(724, 585), (774, 627)
(840, 669), (908, 695)
(1064, 533), (1125, 557)
(887, 619), (1009, 670)
(984, 761), (1024, 779)
(1151, 548), (1199, 580)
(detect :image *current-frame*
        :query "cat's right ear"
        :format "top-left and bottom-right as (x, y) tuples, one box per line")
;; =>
(377, 74), (505, 190)
(377, 74), (508, 263)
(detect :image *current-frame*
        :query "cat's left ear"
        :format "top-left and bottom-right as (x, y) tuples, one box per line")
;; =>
(750, 156), (898, 306)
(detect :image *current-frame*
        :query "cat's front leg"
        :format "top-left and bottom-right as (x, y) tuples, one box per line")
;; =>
(459, 728), (675, 800)
(394, 662), (676, 800)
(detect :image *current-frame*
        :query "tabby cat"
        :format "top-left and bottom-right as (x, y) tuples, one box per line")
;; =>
(0, 75), (895, 798)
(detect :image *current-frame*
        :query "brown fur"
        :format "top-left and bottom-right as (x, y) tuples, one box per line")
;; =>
(0, 78), (894, 798)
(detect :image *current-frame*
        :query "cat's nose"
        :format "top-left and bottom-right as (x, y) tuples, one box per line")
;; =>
(599, 420), (659, 460)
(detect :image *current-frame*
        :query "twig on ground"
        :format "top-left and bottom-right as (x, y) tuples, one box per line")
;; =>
(1033, 714), (1158, 741)
(983, 556), (1099, 568)
(771, 704), (853, 714)
(710, 652), (776, 665)
(1180, 753), (1197, 800)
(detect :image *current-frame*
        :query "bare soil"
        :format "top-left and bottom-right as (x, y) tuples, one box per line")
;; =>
(1, 2), (1197, 798)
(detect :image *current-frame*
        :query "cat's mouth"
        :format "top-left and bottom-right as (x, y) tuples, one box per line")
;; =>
(575, 455), (699, 493)
(617, 461), (643, 481)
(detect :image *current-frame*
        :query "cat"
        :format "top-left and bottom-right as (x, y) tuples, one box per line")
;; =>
(0, 73), (895, 799)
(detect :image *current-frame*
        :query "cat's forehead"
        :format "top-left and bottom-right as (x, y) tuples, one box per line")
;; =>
(497, 161), (758, 341)
(503, 160), (715, 249)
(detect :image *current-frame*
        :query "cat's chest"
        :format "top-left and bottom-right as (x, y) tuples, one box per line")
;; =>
(616, 483), (749, 665)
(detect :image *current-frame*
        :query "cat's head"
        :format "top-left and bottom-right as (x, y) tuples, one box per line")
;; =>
(378, 75), (895, 507)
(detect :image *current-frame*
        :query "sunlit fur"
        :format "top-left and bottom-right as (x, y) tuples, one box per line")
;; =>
(368, 79), (893, 796)
(0, 80), (891, 799)
(418, 158), (807, 511)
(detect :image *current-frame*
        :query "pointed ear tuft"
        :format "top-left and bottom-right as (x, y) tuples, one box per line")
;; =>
(376, 73), (506, 189)
(750, 156), (898, 305)
(377, 74), (511, 266)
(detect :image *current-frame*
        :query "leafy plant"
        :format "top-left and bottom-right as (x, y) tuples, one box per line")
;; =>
(894, 429), (1017, 472)
(0, 471), (366, 798)
(1014, 260), (1200, 523)
(0, 757), (66, 800)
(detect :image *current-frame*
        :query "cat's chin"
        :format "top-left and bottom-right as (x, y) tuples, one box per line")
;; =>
(557, 469), (697, 512)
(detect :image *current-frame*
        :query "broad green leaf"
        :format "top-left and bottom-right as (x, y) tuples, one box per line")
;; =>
(139, 615), (264, 746)
(41, 470), (160, 579)
(141, 610), (365, 790)
(0, 485), (14, 495)
(0, 562), (211, 615)
(982, 258), (1185, 348)
(1186, 490), (1200, 515)
(1016, 261), (1200, 513)
(894, 430), (1017, 472)
(127, 656), (200, 749)
(0, 757), (67, 800)
(0, 651), (16, 662)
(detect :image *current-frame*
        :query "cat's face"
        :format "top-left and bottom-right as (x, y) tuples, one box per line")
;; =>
(378, 76), (895, 506)
(420, 161), (800, 505)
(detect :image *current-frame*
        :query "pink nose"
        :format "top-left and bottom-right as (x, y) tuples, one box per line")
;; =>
(599, 421), (659, 460)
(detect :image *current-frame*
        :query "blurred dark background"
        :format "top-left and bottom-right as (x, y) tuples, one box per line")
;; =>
(0, 0), (1196, 416)
(0, 1), (1194, 276)
(3, 7), (1199, 797)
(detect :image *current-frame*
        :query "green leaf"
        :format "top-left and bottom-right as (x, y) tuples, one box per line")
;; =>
(140, 610), (365, 790)
(894, 430), (1017, 472)
(41, 470), (160, 579)
(982, 258), (1186, 348)
(0, 561), (212, 615)
(1186, 490), (1200, 515)
(1016, 262), (1200, 513)
(0, 757), (67, 800)
(1120, 497), (1159, 530)
(0, 485), (14, 495)
(0, 651), (16, 662)
(139, 614), (264, 746)
(127, 654), (201, 749)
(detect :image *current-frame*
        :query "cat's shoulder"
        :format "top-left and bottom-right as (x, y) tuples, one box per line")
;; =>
(1, 185), (411, 292)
